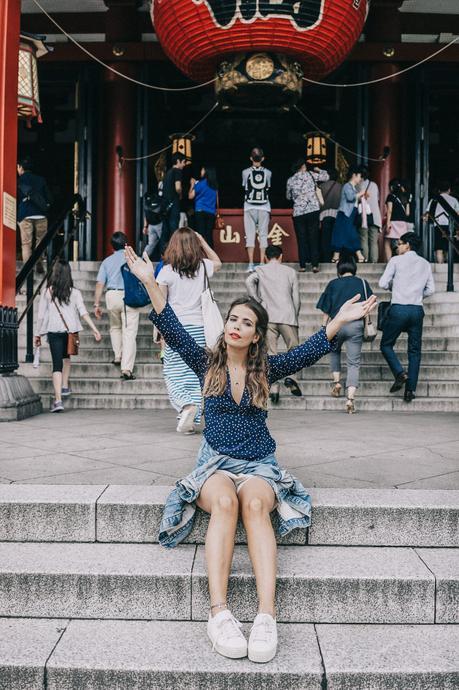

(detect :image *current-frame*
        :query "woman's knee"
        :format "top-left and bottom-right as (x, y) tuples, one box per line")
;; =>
(211, 492), (238, 515)
(241, 495), (269, 520)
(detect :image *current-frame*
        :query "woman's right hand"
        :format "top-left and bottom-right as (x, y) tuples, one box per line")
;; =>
(125, 246), (155, 287)
(34, 336), (41, 347)
(93, 329), (102, 342)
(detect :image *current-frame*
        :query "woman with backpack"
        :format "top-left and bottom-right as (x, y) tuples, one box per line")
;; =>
(156, 227), (222, 434)
(316, 253), (373, 414)
(189, 165), (218, 248)
(125, 243), (376, 664)
(34, 260), (101, 412)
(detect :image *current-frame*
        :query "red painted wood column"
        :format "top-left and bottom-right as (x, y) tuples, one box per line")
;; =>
(100, 64), (137, 257)
(0, 0), (20, 307)
(368, 63), (401, 213)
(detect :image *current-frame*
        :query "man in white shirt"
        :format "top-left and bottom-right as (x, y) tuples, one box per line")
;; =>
(358, 167), (382, 263)
(242, 147), (272, 272)
(379, 232), (435, 403)
(424, 181), (459, 264)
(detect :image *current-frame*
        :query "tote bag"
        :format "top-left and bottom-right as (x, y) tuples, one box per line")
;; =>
(201, 262), (224, 348)
(360, 278), (377, 342)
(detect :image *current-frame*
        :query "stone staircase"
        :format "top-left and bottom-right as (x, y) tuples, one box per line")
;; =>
(0, 484), (458, 688)
(17, 261), (459, 412)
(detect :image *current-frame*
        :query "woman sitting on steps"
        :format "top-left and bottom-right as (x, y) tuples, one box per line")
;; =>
(125, 245), (377, 665)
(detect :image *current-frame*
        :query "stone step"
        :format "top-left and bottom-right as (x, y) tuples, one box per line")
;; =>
(2, 485), (456, 547)
(17, 332), (459, 350)
(17, 348), (459, 366)
(0, 541), (456, 623)
(3, 617), (458, 690)
(19, 361), (459, 382)
(25, 377), (459, 398)
(17, 318), (459, 339)
(33, 392), (459, 411)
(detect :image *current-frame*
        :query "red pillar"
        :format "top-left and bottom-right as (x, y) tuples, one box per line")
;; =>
(101, 65), (137, 257)
(368, 63), (401, 217)
(0, 0), (20, 307)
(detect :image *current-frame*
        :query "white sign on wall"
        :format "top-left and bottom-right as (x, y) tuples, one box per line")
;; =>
(2, 192), (16, 231)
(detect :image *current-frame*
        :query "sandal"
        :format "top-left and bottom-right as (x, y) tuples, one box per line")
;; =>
(331, 382), (342, 398)
(120, 372), (136, 381)
(345, 398), (355, 414)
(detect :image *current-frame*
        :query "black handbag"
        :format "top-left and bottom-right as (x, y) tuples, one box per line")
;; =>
(377, 302), (391, 331)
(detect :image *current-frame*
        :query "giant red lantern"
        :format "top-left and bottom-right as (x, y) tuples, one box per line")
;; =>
(152, 1), (370, 97)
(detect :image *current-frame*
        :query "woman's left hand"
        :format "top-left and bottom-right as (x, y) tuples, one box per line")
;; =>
(337, 294), (378, 325)
(125, 246), (155, 286)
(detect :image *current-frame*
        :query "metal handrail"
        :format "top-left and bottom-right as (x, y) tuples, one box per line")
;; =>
(425, 194), (459, 293)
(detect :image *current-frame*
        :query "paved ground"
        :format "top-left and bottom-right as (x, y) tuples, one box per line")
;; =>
(1, 409), (458, 489)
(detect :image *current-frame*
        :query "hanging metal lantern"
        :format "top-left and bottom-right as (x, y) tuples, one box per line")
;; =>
(152, 1), (369, 107)
(17, 33), (49, 125)
(169, 133), (196, 162)
(304, 132), (327, 165)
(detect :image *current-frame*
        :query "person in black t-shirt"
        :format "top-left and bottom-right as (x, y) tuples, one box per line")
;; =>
(384, 178), (409, 262)
(316, 253), (373, 414)
(160, 153), (187, 252)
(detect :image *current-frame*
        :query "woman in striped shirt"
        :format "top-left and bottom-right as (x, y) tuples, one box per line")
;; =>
(156, 227), (222, 433)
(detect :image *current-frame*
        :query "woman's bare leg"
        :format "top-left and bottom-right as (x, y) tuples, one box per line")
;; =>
(197, 473), (239, 615)
(238, 478), (277, 617)
(384, 239), (393, 262)
(52, 372), (62, 401)
(62, 358), (71, 389)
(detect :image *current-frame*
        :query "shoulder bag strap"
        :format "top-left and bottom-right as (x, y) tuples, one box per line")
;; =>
(52, 294), (70, 333)
(202, 260), (217, 303)
(360, 277), (368, 301)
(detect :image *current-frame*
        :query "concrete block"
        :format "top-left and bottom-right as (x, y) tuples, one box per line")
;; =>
(0, 484), (105, 541)
(416, 548), (459, 623)
(46, 619), (323, 689)
(97, 485), (306, 545)
(0, 543), (194, 620)
(0, 373), (42, 422)
(308, 489), (459, 547)
(316, 624), (459, 690)
(192, 545), (435, 623)
(0, 617), (68, 690)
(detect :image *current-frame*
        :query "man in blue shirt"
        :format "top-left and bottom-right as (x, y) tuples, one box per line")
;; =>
(93, 232), (139, 380)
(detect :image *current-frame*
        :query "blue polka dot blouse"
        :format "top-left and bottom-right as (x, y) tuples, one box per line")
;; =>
(150, 303), (336, 461)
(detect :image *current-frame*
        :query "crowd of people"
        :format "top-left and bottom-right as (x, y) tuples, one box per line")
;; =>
(29, 144), (449, 415)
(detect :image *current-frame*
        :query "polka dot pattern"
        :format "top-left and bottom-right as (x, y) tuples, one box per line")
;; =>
(150, 303), (335, 460)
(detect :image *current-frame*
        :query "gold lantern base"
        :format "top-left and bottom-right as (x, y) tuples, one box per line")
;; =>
(216, 53), (303, 111)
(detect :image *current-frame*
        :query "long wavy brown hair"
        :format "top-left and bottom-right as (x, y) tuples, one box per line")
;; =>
(163, 227), (205, 278)
(49, 260), (73, 305)
(203, 297), (270, 409)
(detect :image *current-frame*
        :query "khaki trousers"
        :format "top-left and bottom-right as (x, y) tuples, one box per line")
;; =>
(105, 290), (140, 374)
(267, 323), (299, 394)
(358, 224), (380, 263)
(19, 217), (48, 263)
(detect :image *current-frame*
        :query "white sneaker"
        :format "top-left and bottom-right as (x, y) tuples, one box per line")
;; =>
(207, 609), (248, 659)
(245, 263), (255, 272)
(176, 404), (197, 434)
(248, 613), (277, 663)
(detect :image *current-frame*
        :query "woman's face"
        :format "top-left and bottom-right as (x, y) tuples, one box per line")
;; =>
(224, 304), (259, 350)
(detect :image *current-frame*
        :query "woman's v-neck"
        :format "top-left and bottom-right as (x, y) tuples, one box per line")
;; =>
(226, 368), (247, 407)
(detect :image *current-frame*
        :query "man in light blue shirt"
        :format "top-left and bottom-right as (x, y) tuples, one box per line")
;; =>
(93, 232), (139, 380)
(379, 232), (435, 402)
